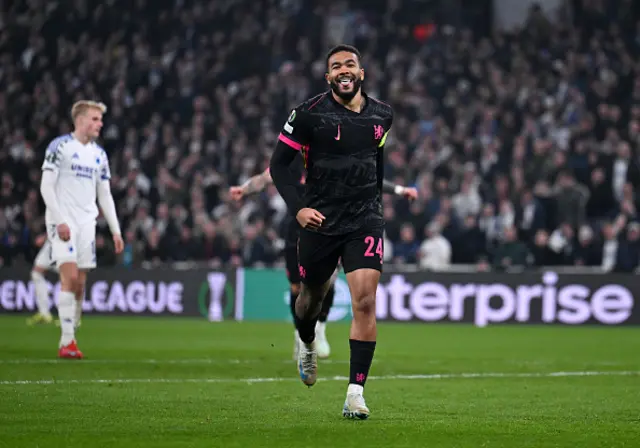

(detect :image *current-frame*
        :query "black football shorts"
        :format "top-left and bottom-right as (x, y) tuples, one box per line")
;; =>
(297, 227), (384, 286)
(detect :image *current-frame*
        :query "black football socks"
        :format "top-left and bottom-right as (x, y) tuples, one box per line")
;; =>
(349, 339), (376, 388)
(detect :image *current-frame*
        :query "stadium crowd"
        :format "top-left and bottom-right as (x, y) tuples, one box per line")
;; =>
(1, 0), (640, 272)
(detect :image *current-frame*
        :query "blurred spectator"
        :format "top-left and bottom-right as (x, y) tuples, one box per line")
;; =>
(393, 223), (420, 264)
(493, 226), (530, 271)
(573, 225), (601, 267)
(553, 171), (590, 231)
(516, 189), (546, 243)
(418, 222), (451, 271)
(547, 222), (576, 265)
(529, 230), (555, 267)
(615, 222), (640, 272)
(452, 179), (482, 219)
(452, 215), (486, 264)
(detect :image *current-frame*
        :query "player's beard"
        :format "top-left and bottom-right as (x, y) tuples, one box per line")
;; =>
(330, 76), (362, 102)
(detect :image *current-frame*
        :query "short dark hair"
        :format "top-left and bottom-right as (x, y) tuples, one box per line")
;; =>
(326, 44), (362, 69)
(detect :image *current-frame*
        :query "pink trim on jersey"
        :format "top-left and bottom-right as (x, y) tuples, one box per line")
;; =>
(308, 93), (327, 110)
(369, 96), (392, 109)
(278, 133), (303, 151)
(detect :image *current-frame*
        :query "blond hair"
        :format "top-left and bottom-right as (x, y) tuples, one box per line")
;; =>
(71, 100), (107, 121)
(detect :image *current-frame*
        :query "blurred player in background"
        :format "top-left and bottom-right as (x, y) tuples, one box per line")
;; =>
(26, 234), (56, 325)
(230, 167), (416, 359)
(39, 100), (124, 359)
(230, 163), (334, 359)
(270, 43), (399, 417)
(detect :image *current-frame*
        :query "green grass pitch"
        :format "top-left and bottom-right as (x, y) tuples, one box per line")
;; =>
(0, 316), (639, 447)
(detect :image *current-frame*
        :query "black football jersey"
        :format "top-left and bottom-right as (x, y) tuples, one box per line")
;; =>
(278, 91), (393, 235)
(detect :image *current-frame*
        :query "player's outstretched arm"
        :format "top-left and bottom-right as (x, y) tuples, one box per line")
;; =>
(382, 179), (418, 200)
(229, 169), (273, 201)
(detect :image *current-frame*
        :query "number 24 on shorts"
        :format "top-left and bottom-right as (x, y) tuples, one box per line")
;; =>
(364, 236), (383, 260)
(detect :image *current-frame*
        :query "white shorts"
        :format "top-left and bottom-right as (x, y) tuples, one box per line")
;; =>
(33, 240), (56, 270)
(47, 223), (97, 270)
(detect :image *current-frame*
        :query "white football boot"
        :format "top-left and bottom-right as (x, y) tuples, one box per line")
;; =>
(297, 339), (317, 387)
(315, 321), (331, 358)
(342, 389), (370, 420)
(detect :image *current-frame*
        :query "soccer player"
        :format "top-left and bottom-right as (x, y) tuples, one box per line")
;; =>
(40, 100), (124, 359)
(229, 167), (415, 359)
(269, 44), (394, 419)
(26, 235), (56, 325)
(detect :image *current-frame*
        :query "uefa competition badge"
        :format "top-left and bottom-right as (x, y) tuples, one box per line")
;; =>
(197, 272), (235, 321)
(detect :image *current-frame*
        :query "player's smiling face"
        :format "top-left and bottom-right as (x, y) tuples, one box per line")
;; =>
(326, 51), (364, 101)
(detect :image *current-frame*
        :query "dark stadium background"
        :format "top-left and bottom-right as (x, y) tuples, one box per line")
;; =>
(2, 0), (639, 275)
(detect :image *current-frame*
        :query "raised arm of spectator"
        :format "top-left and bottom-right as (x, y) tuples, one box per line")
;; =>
(229, 169), (273, 201)
(383, 179), (418, 200)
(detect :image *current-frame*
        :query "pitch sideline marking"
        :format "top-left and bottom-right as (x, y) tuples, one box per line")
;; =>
(0, 358), (350, 365)
(0, 358), (629, 366)
(0, 370), (638, 386)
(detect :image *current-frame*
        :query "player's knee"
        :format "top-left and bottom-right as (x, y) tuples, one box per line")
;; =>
(59, 266), (80, 290)
(352, 293), (376, 316)
(290, 283), (301, 297)
(346, 269), (379, 316)
(65, 273), (79, 288)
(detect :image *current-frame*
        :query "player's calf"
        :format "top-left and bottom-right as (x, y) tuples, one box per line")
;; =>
(294, 283), (327, 343)
(289, 283), (301, 360)
(288, 283), (301, 324)
(74, 270), (87, 329)
(343, 268), (379, 419)
(57, 262), (83, 357)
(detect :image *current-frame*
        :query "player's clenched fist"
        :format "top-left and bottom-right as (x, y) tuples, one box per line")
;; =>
(229, 186), (244, 201)
(56, 223), (71, 241)
(296, 208), (325, 230)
